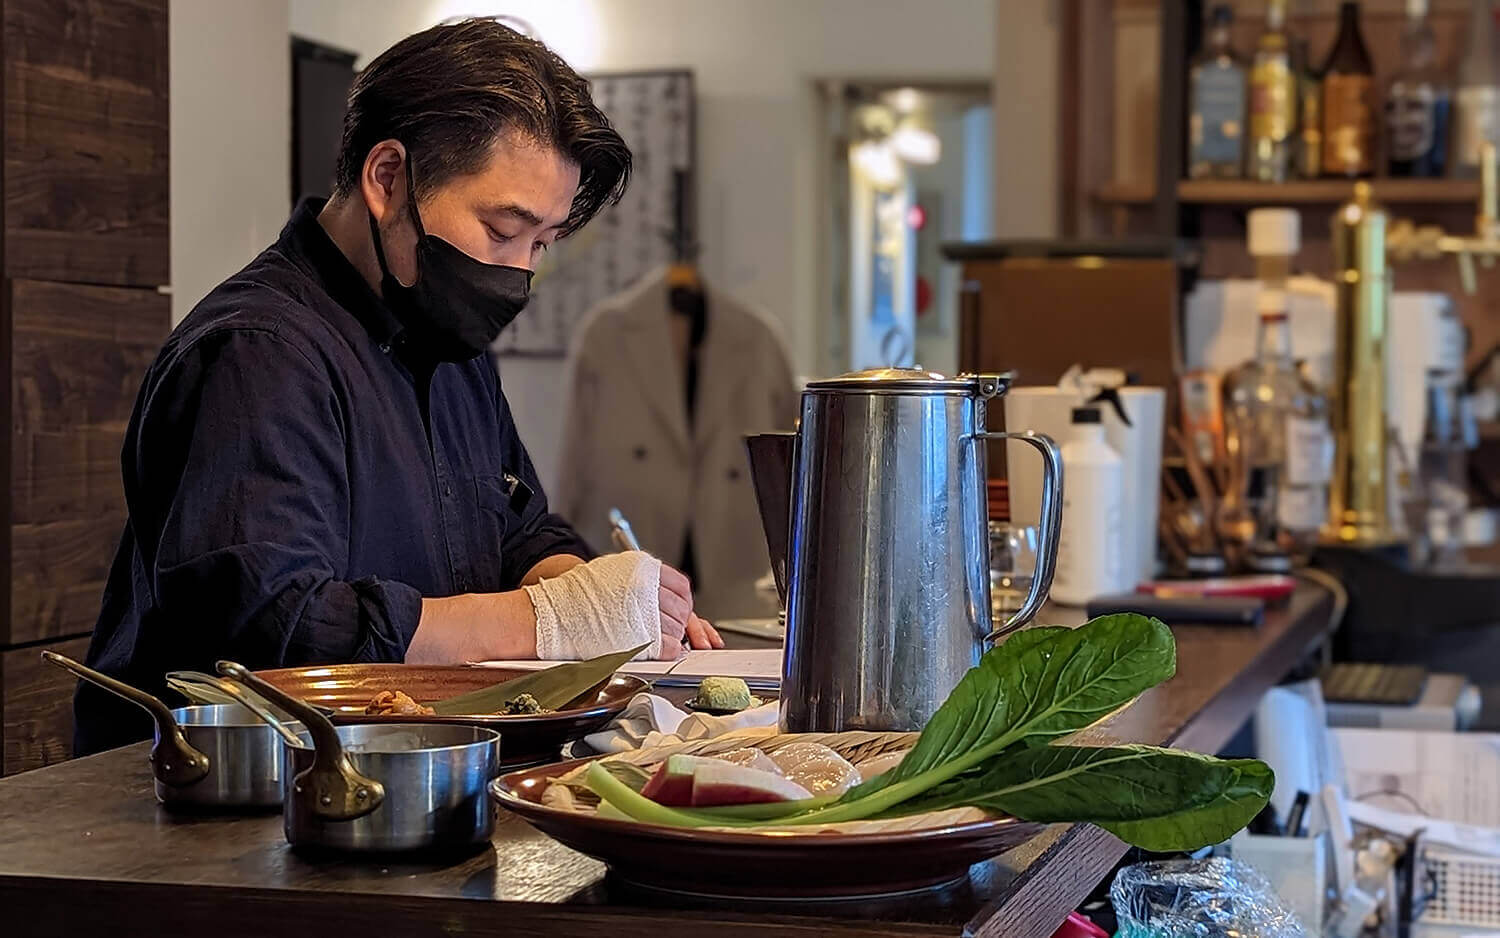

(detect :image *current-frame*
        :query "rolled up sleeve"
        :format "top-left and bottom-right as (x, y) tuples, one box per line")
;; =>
(144, 328), (423, 666)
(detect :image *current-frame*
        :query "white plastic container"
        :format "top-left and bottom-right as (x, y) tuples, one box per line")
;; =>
(1004, 384), (1165, 589)
(1051, 406), (1127, 606)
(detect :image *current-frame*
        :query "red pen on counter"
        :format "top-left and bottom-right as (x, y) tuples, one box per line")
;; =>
(1137, 574), (1296, 601)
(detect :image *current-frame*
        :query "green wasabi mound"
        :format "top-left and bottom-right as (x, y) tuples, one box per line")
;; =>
(694, 676), (753, 711)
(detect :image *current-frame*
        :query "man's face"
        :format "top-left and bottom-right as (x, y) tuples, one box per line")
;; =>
(370, 130), (580, 283)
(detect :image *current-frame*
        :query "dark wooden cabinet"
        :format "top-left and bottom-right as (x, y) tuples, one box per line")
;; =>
(0, 0), (169, 773)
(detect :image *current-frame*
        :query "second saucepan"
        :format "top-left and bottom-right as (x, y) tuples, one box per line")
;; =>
(218, 660), (502, 854)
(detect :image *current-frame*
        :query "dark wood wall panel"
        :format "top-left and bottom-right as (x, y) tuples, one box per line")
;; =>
(11, 521), (121, 645)
(2, 636), (89, 774)
(3, 0), (168, 287)
(0, 0), (169, 772)
(6, 280), (165, 644)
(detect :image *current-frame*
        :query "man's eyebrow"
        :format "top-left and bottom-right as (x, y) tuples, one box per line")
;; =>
(482, 202), (559, 228)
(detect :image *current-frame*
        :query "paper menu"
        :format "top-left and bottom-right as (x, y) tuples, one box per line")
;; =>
(472, 648), (783, 683)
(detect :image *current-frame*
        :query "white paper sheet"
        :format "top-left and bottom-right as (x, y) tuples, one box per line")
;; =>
(473, 647), (784, 683)
(1334, 728), (1500, 856)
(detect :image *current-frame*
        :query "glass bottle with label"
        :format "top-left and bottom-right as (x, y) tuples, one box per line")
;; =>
(1189, 4), (1248, 179)
(1387, 0), (1451, 177)
(1321, 1), (1376, 178)
(1249, 0), (1296, 182)
(1414, 370), (1469, 567)
(1294, 36), (1323, 178)
(1455, 0), (1500, 176)
(1221, 210), (1332, 566)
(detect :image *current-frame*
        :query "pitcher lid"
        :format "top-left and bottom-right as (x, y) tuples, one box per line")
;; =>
(806, 368), (1013, 397)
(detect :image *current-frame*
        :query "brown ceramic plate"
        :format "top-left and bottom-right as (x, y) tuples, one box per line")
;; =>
(253, 664), (647, 766)
(490, 757), (1048, 899)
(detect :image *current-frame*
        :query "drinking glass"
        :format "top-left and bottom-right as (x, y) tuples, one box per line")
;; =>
(989, 521), (1040, 620)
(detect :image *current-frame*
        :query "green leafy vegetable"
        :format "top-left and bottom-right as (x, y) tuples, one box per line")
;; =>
(783, 614), (1175, 823)
(886, 745), (1273, 852)
(1100, 758), (1275, 852)
(431, 643), (649, 714)
(582, 614), (1273, 851)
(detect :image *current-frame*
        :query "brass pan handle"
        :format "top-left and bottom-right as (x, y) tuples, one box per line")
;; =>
(42, 651), (210, 789)
(216, 661), (384, 822)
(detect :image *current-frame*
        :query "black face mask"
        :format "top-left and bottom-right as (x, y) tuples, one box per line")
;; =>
(369, 158), (533, 362)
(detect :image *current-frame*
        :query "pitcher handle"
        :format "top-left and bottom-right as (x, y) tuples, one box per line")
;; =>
(973, 431), (1063, 639)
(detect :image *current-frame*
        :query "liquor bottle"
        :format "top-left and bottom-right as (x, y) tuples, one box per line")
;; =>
(1189, 4), (1248, 179)
(1221, 210), (1332, 566)
(1321, 1), (1376, 178)
(1455, 0), (1500, 176)
(1386, 0), (1451, 177)
(1249, 0), (1296, 182)
(1294, 37), (1323, 178)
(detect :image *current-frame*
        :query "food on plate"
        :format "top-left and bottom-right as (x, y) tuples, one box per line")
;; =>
(500, 693), (550, 715)
(639, 754), (713, 806)
(637, 752), (817, 807)
(429, 643), (648, 715)
(579, 613), (1277, 852)
(364, 690), (435, 716)
(853, 749), (910, 782)
(689, 761), (811, 806)
(717, 747), (782, 774)
(768, 742), (861, 796)
(691, 676), (760, 712)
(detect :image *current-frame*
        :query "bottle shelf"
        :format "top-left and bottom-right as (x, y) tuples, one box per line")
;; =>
(1094, 178), (1481, 206)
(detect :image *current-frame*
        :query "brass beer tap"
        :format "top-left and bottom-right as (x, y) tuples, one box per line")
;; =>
(1327, 143), (1500, 546)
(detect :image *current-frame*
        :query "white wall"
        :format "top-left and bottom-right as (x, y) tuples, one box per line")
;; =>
(992, 0), (1059, 238)
(170, 0), (292, 325)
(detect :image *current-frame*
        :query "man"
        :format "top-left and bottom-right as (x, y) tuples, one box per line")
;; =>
(76, 19), (721, 754)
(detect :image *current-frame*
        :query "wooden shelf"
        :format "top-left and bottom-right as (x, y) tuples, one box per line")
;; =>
(1094, 178), (1482, 206)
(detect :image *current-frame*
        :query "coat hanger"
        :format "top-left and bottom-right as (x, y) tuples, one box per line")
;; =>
(666, 168), (705, 328)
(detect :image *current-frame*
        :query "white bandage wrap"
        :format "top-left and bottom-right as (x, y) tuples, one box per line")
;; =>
(526, 551), (663, 660)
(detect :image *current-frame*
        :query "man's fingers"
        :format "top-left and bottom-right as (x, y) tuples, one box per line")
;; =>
(659, 564), (692, 600)
(685, 615), (724, 650)
(659, 585), (691, 627)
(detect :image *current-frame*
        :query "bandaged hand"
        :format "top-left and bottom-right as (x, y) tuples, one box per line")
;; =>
(526, 551), (721, 661)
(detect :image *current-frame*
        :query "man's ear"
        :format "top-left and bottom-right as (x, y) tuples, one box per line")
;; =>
(361, 140), (408, 224)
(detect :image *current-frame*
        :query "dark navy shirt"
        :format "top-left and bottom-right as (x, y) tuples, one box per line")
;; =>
(76, 199), (591, 754)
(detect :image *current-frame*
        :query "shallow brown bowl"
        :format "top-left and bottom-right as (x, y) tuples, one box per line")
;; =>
(253, 664), (645, 766)
(490, 757), (1049, 899)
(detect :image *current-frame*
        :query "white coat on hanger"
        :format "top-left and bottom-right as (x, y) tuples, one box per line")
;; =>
(556, 267), (798, 621)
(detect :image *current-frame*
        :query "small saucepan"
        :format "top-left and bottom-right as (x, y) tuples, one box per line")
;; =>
(42, 653), (298, 810)
(218, 661), (502, 854)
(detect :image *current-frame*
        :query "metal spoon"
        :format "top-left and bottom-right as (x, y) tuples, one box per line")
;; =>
(42, 651), (211, 788)
(168, 671), (304, 747)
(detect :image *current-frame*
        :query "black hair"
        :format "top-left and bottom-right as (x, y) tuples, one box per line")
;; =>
(334, 17), (631, 236)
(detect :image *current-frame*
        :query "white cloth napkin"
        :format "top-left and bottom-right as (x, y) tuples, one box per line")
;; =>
(575, 693), (780, 755)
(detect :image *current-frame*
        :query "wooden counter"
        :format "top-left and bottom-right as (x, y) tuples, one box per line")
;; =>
(0, 584), (1335, 938)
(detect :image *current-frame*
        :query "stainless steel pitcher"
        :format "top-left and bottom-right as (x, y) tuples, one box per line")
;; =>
(745, 368), (1063, 733)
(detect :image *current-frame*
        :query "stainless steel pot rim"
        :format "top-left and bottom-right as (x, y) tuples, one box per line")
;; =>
(284, 723), (501, 754)
(170, 702), (301, 728)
